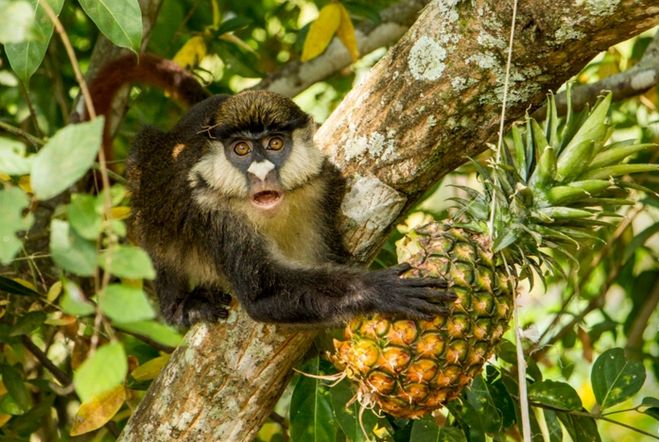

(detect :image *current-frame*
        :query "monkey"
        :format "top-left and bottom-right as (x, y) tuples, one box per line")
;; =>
(126, 90), (454, 326)
(84, 53), (453, 326)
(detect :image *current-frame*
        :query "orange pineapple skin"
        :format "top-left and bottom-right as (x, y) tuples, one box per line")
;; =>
(332, 224), (515, 419)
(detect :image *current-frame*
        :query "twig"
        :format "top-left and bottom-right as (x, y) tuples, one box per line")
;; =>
(0, 120), (44, 146)
(20, 335), (72, 386)
(18, 83), (44, 138)
(118, 329), (176, 354)
(269, 411), (290, 442)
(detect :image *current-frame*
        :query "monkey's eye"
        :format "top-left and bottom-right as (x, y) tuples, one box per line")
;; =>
(233, 141), (251, 156)
(267, 136), (284, 151)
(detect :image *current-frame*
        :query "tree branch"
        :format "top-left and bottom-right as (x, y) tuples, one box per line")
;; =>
(253, 0), (430, 97)
(534, 30), (659, 119)
(119, 1), (659, 440)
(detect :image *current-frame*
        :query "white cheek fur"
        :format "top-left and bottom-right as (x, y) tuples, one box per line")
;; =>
(280, 129), (324, 190)
(188, 140), (248, 198)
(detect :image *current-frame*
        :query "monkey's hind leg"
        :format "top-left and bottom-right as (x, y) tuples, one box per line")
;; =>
(155, 267), (232, 327)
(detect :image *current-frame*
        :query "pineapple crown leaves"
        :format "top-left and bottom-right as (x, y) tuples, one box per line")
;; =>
(452, 89), (658, 282)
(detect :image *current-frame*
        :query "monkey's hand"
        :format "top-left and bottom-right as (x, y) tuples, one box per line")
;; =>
(360, 263), (455, 320)
(167, 287), (232, 327)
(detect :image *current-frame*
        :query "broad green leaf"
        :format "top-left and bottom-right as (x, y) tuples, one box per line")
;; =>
(78, 0), (142, 53)
(544, 410), (562, 442)
(290, 356), (336, 442)
(330, 379), (381, 442)
(0, 365), (32, 413)
(60, 280), (95, 316)
(0, 0), (34, 44)
(555, 411), (601, 442)
(130, 354), (170, 381)
(70, 385), (126, 436)
(446, 399), (485, 442)
(0, 137), (32, 175)
(173, 36), (207, 69)
(5, 0), (65, 83)
(465, 376), (501, 433)
(640, 397), (659, 421)
(98, 245), (155, 279)
(99, 284), (155, 323)
(0, 392), (24, 415)
(301, 3), (342, 62)
(50, 219), (97, 276)
(591, 348), (645, 409)
(68, 194), (103, 240)
(528, 380), (582, 410)
(410, 417), (466, 441)
(73, 341), (127, 403)
(0, 275), (39, 297)
(114, 320), (182, 348)
(0, 187), (34, 265)
(31, 118), (104, 200)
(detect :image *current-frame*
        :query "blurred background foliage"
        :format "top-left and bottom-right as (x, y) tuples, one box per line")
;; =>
(0, 0), (657, 440)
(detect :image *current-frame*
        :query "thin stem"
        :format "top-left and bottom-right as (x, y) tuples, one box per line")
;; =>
(18, 83), (44, 138)
(0, 120), (44, 147)
(21, 336), (72, 386)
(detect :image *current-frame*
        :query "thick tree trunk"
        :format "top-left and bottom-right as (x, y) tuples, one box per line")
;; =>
(119, 1), (659, 440)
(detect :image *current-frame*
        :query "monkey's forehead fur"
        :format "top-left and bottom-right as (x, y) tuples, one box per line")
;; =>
(210, 91), (311, 138)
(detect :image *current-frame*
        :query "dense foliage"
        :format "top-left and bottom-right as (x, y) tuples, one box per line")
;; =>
(0, 0), (656, 441)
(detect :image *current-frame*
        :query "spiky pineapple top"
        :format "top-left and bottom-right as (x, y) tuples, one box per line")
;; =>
(455, 91), (658, 278)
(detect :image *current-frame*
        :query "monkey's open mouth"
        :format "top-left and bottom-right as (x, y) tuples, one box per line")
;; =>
(251, 190), (283, 210)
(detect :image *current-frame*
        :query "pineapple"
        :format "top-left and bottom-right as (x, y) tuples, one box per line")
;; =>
(332, 91), (658, 419)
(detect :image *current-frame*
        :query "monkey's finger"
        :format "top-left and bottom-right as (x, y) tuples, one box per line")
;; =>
(400, 276), (449, 289)
(392, 263), (412, 275)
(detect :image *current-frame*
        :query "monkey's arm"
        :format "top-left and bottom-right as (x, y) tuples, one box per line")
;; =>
(200, 211), (453, 325)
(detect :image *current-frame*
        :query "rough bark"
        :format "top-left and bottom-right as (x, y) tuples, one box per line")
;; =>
(119, 1), (659, 441)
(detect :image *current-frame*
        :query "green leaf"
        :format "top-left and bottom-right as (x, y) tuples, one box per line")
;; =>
(50, 219), (97, 276)
(0, 0), (34, 44)
(544, 410), (562, 442)
(330, 379), (381, 442)
(410, 417), (466, 441)
(555, 411), (601, 442)
(60, 280), (95, 316)
(216, 17), (252, 35)
(640, 397), (659, 421)
(98, 245), (155, 279)
(68, 194), (103, 240)
(465, 376), (501, 433)
(580, 163), (659, 180)
(591, 348), (646, 409)
(5, 0), (65, 83)
(114, 320), (182, 348)
(290, 356), (336, 442)
(99, 284), (155, 323)
(528, 380), (582, 410)
(0, 364), (33, 413)
(0, 137), (32, 175)
(10, 311), (46, 336)
(31, 118), (104, 200)
(589, 143), (657, 170)
(73, 341), (127, 403)
(78, 0), (142, 53)
(0, 186), (34, 265)
(0, 275), (40, 297)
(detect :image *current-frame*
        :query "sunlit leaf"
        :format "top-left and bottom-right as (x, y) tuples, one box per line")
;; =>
(70, 385), (126, 436)
(31, 118), (104, 200)
(50, 219), (97, 276)
(0, 137), (32, 175)
(0, 0), (34, 44)
(78, 0), (142, 53)
(98, 245), (155, 280)
(301, 3), (342, 62)
(114, 320), (182, 348)
(336, 4), (359, 62)
(173, 35), (207, 68)
(130, 354), (170, 381)
(99, 284), (155, 323)
(591, 348), (645, 409)
(0, 364), (32, 413)
(0, 187), (34, 265)
(290, 356), (336, 442)
(528, 380), (582, 410)
(46, 280), (62, 302)
(0, 275), (39, 297)
(60, 280), (95, 317)
(68, 193), (103, 240)
(74, 341), (127, 402)
(5, 0), (65, 83)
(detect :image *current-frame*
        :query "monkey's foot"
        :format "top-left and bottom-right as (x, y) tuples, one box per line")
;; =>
(169, 287), (232, 327)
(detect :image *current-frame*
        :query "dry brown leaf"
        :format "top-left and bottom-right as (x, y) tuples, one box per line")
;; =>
(70, 385), (126, 436)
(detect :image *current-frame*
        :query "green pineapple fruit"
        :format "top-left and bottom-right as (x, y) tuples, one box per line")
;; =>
(332, 91), (658, 419)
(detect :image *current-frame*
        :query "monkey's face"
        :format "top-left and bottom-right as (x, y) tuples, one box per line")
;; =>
(189, 91), (325, 215)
